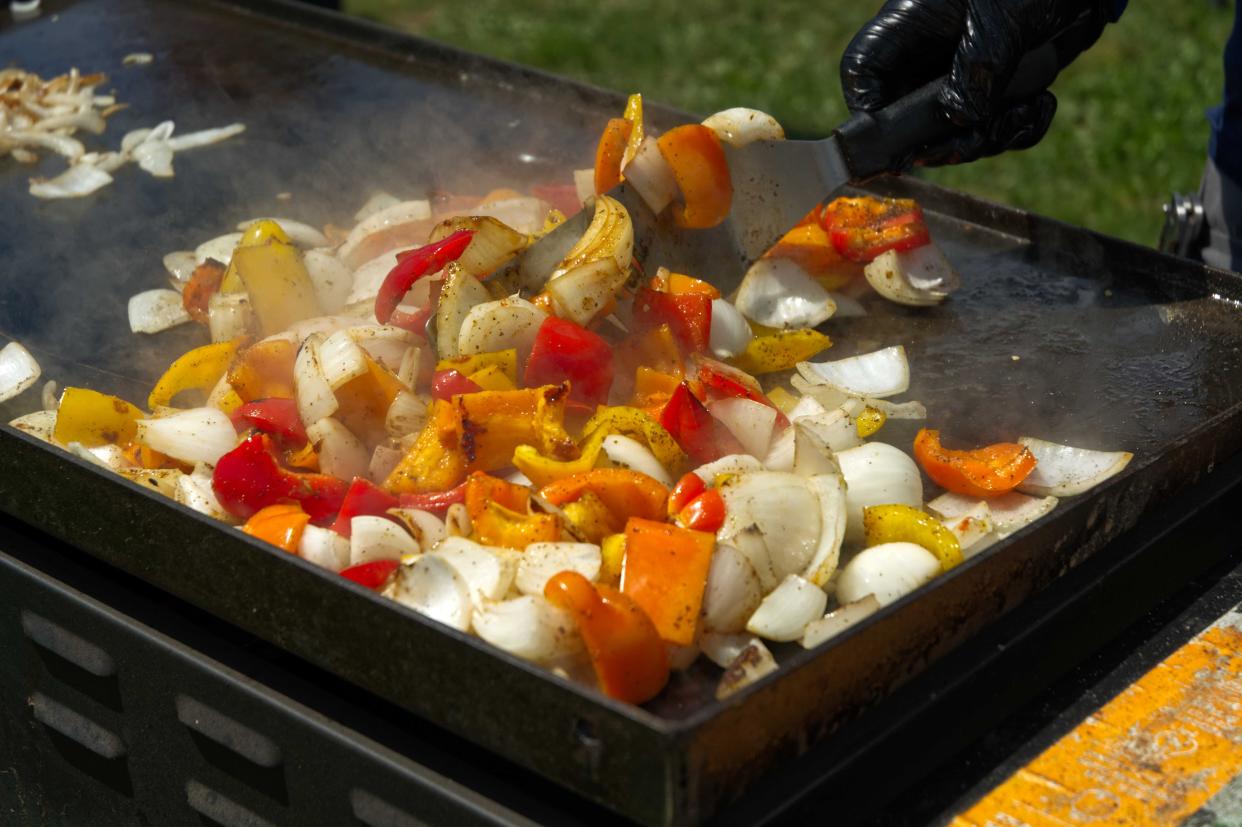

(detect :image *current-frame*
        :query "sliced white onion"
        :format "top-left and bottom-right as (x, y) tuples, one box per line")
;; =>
(865, 398), (927, 420)
(354, 192), (401, 223)
(702, 108), (785, 148)
(621, 135), (677, 215)
(600, 434), (673, 486)
(128, 288), (190, 334)
(516, 542), (602, 595)
(388, 555), (472, 632)
(385, 390), (428, 439)
(350, 515), (419, 566)
(135, 408), (235, 465)
(163, 251), (199, 285)
(572, 168), (595, 206)
(470, 196), (555, 236)
(294, 334), (338, 425)
(435, 266), (491, 359)
(303, 249), (353, 313)
(9, 409), (57, 443)
(235, 218), (328, 249)
(800, 594), (881, 649)
(715, 639), (778, 700)
(195, 233), (243, 266)
(41, 381), (56, 411)
(762, 427), (795, 472)
(67, 441), (127, 471)
(317, 329), (370, 389)
(803, 470), (848, 586)
(338, 199), (432, 266)
(746, 574), (827, 642)
(836, 442), (924, 544)
(431, 536), (518, 603)
(795, 408), (865, 454)
(348, 325), (416, 371)
(1015, 437), (1133, 497)
(700, 632), (759, 669)
(927, 490), (1057, 538)
(790, 420), (839, 478)
(827, 291), (867, 318)
(164, 122), (245, 151)
(387, 507), (447, 549)
(119, 467), (184, 499)
(546, 257), (627, 327)
(692, 453), (765, 483)
(938, 501), (996, 559)
(864, 246), (959, 307)
(175, 466), (235, 522)
(29, 164), (112, 199)
(132, 140), (174, 177)
(306, 417), (369, 481)
(473, 595), (583, 663)
(396, 346), (421, 389)
(207, 292), (253, 343)
(701, 544), (763, 633)
(346, 253), (405, 306)
(708, 397), (777, 459)
(836, 542), (940, 606)
(798, 346), (909, 399)
(718, 471), (823, 592)
(708, 298), (753, 359)
(429, 215), (527, 278)
(369, 444), (402, 482)
(0, 342), (41, 403)
(457, 296), (547, 363)
(298, 524), (351, 572)
(735, 258), (836, 329)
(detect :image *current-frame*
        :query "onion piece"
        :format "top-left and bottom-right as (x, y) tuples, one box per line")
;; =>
(387, 508), (447, 549)
(708, 397), (777, 459)
(175, 465), (235, 522)
(163, 251), (199, 286)
(552, 194), (633, 278)
(701, 544), (763, 633)
(298, 524), (351, 572)
(800, 594), (881, 649)
(457, 296), (547, 364)
(317, 330), (369, 389)
(600, 434), (673, 486)
(435, 265), (491, 359)
(836, 442), (924, 544)
(388, 555), (472, 632)
(746, 574), (827, 642)
(621, 136), (677, 215)
(303, 250), (353, 313)
(306, 418), (369, 482)
(836, 542), (940, 606)
(864, 246), (960, 307)
(9, 409), (57, 443)
(350, 515), (420, 566)
(294, 334), (338, 426)
(693, 454), (764, 483)
(135, 408), (235, 466)
(715, 639), (778, 700)
(700, 632), (759, 669)
(797, 346), (909, 399)
(516, 542), (602, 595)
(385, 390), (428, 439)
(545, 257), (627, 327)
(467, 196), (554, 237)
(803, 470), (847, 586)
(354, 192), (401, 223)
(132, 139), (174, 178)
(1016, 437), (1133, 497)
(473, 596), (583, 663)
(235, 218), (328, 249)
(794, 407), (864, 454)
(718, 471), (823, 592)
(338, 199), (432, 266)
(572, 168), (595, 206)
(701, 108), (785, 148)
(348, 325), (417, 371)
(864, 398), (927, 420)
(762, 427), (795, 473)
(734, 258), (836, 329)
(195, 233), (243, 266)
(29, 164), (112, 199)
(827, 291), (868, 318)
(164, 123), (245, 151)
(431, 536), (519, 603)
(119, 468), (184, 499)
(938, 501), (996, 558)
(926, 490), (1057, 538)
(0, 342), (41, 403)
(709, 298), (753, 359)
(128, 288), (191, 334)
(207, 292), (253, 343)
(428, 215), (527, 278)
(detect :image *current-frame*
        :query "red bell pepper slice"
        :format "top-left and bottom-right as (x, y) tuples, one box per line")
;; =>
(330, 477), (401, 538)
(524, 316), (614, 407)
(658, 382), (742, 465)
(212, 434), (348, 525)
(374, 229), (475, 332)
(340, 559), (400, 590)
(632, 287), (711, 354)
(692, 356), (789, 427)
(231, 397), (307, 445)
(397, 480), (469, 512)
(820, 196), (930, 263)
(431, 369), (484, 401)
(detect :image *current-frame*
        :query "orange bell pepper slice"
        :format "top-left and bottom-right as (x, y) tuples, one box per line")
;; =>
(539, 468), (669, 524)
(665, 272), (721, 299)
(656, 124), (732, 229)
(241, 503), (311, 553)
(764, 223), (861, 291)
(384, 399), (469, 494)
(227, 338), (297, 403)
(464, 471), (531, 519)
(464, 472), (563, 547)
(913, 428), (1037, 499)
(621, 517), (716, 645)
(594, 117), (632, 195)
(545, 570), (669, 704)
(335, 354), (408, 446)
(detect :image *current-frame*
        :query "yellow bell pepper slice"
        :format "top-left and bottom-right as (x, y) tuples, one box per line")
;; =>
(220, 219), (292, 293)
(148, 339), (242, 410)
(227, 338), (296, 402)
(560, 490), (623, 544)
(53, 387), (146, 447)
(512, 438), (603, 489)
(855, 405), (887, 438)
(599, 532), (626, 586)
(862, 503), (963, 572)
(230, 239), (321, 337)
(765, 386), (800, 416)
(466, 364), (516, 392)
(436, 349), (518, 385)
(581, 406), (686, 471)
(730, 328), (832, 375)
(621, 92), (644, 169)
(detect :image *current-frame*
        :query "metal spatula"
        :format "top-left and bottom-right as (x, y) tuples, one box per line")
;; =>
(510, 13), (1101, 296)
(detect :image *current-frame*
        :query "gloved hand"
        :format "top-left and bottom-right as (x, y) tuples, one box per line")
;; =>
(840, 0), (1116, 166)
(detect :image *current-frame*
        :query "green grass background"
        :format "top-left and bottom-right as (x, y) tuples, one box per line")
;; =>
(345, 0), (1233, 246)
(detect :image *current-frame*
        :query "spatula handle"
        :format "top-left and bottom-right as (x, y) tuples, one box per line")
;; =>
(835, 9), (1103, 181)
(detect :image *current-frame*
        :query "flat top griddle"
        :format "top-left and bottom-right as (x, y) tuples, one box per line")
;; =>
(3, 2), (1242, 825)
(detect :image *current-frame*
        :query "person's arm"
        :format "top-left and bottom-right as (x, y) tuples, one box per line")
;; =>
(840, 0), (1124, 166)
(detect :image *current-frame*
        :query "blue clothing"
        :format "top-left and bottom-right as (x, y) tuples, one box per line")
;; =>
(1108, 0), (1128, 23)
(1209, 0), (1242, 184)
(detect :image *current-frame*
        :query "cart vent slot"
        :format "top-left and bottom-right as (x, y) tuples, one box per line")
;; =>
(175, 695), (283, 768)
(350, 788), (431, 827)
(21, 610), (116, 675)
(186, 779), (278, 827)
(29, 690), (132, 797)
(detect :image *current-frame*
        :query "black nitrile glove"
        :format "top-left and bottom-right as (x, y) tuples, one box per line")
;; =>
(840, 0), (1115, 166)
